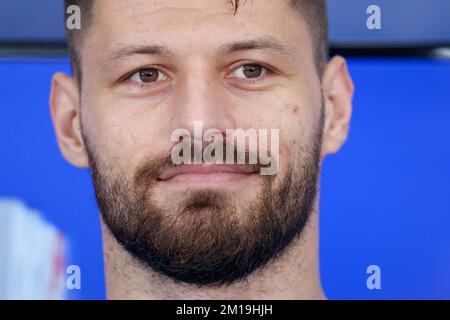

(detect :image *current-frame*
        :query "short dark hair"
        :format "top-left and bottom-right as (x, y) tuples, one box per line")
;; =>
(65, 0), (328, 85)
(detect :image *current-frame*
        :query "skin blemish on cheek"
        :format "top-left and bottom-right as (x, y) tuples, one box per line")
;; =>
(284, 105), (299, 114)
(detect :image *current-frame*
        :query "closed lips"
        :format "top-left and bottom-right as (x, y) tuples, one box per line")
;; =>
(158, 164), (257, 182)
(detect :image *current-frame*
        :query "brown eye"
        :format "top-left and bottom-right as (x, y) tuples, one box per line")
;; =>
(242, 65), (263, 78)
(129, 67), (167, 84)
(139, 68), (159, 82)
(232, 64), (268, 80)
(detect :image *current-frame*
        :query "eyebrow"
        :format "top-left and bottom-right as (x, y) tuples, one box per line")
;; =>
(218, 36), (295, 56)
(99, 44), (173, 70)
(99, 36), (294, 69)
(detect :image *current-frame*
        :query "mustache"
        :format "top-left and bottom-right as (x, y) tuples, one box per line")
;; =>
(133, 139), (274, 188)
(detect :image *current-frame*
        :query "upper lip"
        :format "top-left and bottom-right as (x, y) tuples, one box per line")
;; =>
(158, 164), (257, 181)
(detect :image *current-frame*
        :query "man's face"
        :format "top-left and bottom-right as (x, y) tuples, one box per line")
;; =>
(66, 0), (332, 285)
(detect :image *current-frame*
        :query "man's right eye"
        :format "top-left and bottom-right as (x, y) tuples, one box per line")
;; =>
(129, 68), (168, 83)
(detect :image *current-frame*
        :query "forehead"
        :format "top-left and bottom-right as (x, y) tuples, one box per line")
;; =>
(85, 0), (312, 56)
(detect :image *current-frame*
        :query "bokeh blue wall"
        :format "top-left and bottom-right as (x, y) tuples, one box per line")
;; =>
(0, 59), (104, 299)
(0, 57), (449, 299)
(320, 58), (450, 299)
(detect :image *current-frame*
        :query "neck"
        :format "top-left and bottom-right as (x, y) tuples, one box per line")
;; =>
(102, 201), (325, 300)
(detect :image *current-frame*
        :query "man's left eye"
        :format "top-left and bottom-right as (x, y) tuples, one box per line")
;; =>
(232, 64), (268, 79)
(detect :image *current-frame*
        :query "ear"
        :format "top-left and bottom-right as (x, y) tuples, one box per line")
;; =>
(321, 56), (354, 157)
(49, 72), (89, 168)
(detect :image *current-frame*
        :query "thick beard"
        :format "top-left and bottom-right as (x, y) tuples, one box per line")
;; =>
(84, 114), (323, 287)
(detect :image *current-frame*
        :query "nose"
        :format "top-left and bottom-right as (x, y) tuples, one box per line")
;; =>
(169, 61), (236, 141)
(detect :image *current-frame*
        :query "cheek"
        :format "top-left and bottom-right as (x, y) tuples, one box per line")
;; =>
(277, 103), (317, 163)
(280, 103), (309, 140)
(82, 110), (146, 173)
(85, 117), (131, 170)
(83, 93), (175, 169)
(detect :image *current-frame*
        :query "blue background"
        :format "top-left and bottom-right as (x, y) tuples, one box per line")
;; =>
(0, 57), (449, 299)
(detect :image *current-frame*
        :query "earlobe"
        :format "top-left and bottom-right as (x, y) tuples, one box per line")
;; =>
(321, 56), (354, 157)
(49, 72), (89, 168)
